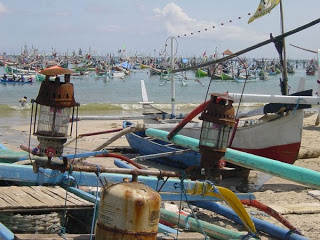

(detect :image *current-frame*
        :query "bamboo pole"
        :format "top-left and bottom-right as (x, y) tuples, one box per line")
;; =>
(46, 162), (181, 179)
(160, 208), (258, 240)
(145, 128), (320, 189)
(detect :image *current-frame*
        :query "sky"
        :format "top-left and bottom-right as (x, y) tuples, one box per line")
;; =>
(0, 0), (319, 59)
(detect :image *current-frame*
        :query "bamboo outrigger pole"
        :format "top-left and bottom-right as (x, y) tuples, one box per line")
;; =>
(279, 0), (289, 95)
(171, 18), (320, 74)
(145, 128), (320, 189)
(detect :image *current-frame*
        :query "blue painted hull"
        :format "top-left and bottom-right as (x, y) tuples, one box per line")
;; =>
(0, 79), (33, 84)
(125, 130), (200, 169)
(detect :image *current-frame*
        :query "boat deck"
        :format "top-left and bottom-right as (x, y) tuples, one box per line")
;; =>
(0, 186), (94, 212)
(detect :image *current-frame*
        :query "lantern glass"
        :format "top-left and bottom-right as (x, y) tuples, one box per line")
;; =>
(200, 120), (232, 149)
(36, 105), (71, 137)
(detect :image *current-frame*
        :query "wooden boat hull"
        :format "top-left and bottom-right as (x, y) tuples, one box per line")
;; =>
(126, 130), (200, 168)
(0, 79), (33, 84)
(111, 71), (125, 77)
(125, 110), (304, 168)
(234, 76), (257, 83)
(5, 65), (36, 74)
(140, 64), (150, 69)
(231, 110), (304, 164)
(220, 72), (234, 80)
(195, 68), (208, 77)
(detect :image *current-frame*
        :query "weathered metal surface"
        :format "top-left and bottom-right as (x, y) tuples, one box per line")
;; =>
(95, 181), (161, 240)
(35, 80), (76, 107)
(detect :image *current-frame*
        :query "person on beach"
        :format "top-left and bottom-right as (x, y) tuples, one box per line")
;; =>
(18, 96), (28, 107)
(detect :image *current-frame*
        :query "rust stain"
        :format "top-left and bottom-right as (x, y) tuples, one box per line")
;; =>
(96, 222), (157, 239)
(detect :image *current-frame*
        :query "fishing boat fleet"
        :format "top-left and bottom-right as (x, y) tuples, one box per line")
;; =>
(0, 42), (317, 86)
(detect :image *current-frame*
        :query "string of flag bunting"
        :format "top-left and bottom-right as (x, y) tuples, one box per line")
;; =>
(177, 0), (281, 38)
(177, 12), (253, 38)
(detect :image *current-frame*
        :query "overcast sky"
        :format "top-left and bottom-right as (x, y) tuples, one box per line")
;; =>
(0, 0), (319, 59)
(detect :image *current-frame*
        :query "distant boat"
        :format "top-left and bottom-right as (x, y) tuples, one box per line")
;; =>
(5, 64), (37, 75)
(306, 67), (315, 75)
(220, 72), (234, 80)
(234, 69), (257, 82)
(140, 63), (150, 69)
(305, 61), (317, 75)
(0, 77), (33, 84)
(149, 66), (169, 75)
(195, 68), (208, 77)
(111, 70), (125, 78)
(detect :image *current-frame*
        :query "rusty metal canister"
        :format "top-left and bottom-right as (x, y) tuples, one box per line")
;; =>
(95, 180), (161, 240)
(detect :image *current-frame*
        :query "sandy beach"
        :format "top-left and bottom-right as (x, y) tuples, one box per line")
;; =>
(1, 113), (320, 239)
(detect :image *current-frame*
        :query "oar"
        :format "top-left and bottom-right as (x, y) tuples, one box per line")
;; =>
(159, 79), (169, 86)
(194, 78), (205, 87)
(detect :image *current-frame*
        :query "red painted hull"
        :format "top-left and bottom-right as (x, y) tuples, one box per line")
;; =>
(231, 142), (301, 164)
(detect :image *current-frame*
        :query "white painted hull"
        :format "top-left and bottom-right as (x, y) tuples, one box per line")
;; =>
(231, 110), (303, 149)
(111, 71), (125, 77)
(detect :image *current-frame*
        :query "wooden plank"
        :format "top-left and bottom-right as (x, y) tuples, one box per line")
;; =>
(26, 186), (61, 208)
(35, 186), (94, 208)
(0, 186), (93, 212)
(157, 232), (206, 239)
(9, 186), (47, 209)
(0, 189), (21, 208)
(1, 187), (32, 207)
(0, 197), (11, 209)
(14, 234), (93, 240)
(269, 202), (320, 214)
(31, 186), (68, 206)
(40, 187), (80, 206)
(21, 186), (57, 206)
(46, 187), (91, 206)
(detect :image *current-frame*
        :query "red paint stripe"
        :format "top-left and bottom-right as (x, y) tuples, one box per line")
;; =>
(231, 142), (301, 164)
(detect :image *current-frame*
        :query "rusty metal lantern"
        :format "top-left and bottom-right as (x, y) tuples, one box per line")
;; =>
(32, 66), (78, 158)
(199, 93), (235, 181)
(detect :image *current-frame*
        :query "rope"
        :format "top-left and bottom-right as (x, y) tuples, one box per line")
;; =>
(71, 105), (79, 164)
(162, 232), (177, 239)
(163, 37), (178, 58)
(176, 173), (183, 240)
(27, 101), (34, 165)
(292, 98), (301, 116)
(156, 170), (163, 191)
(235, 70), (248, 119)
(147, 104), (168, 114)
(90, 165), (101, 240)
(174, 172), (209, 240)
(157, 176), (170, 193)
(60, 173), (70, 239)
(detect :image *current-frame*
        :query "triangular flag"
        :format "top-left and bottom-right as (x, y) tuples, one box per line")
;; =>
(248, 0), (280, 24)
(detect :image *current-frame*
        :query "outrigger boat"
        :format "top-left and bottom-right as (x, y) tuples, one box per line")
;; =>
(124, 18), (320, 178)
(125, 89), (314, 173)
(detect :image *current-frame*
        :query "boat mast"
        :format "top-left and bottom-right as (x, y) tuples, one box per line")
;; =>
(170, 37), (176, 117)
(280, 0), (289, 95)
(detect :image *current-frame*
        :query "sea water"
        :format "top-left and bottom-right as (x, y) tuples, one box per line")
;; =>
(0, 66), (318, 127)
